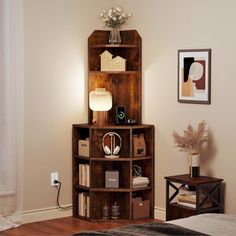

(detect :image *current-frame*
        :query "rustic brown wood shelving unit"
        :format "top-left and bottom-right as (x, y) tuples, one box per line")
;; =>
(72, 30), (155, 221)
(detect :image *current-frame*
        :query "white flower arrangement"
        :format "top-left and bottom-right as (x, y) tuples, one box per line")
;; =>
(100, 6), (132, 28)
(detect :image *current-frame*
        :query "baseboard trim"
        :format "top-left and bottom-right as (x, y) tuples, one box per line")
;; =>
(23, 205), (164, 224)
(154, 206), (166, 221)
(22, 205), (72, 224)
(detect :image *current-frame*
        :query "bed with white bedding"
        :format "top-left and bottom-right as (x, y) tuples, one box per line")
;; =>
(170, 213), (236, 236)
(74, 213), (236, 235)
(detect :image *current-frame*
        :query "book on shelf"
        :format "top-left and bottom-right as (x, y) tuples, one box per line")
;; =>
(176, 201), (196, 209)
(133, 184), (149, 188)
(86, 194), (90, 218)
(85, 164), (90, 187)
(79, 164), (90, 187)
(179, 186), (196, 195)
(177, 200), (212, 209)
(81, 164), (86, 186)
(177, 186), (212, 208)
(132, 176), (149, 188)
(78, 192), (90, 217)
(178, 192), (207, 204)
(178, 194), (197, 204)
(79, 164), (82, 186)
(132, 176), (149, 183)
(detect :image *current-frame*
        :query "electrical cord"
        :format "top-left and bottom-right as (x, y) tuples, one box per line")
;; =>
(54, 180), (73, 210)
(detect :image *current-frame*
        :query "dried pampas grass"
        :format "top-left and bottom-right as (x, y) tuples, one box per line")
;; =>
(173, 120), (208, 154)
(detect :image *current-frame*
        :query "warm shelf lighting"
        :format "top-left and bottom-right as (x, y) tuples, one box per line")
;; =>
(89, 88), (112, 125)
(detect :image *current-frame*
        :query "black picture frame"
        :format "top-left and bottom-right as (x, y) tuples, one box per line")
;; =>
(178, 49), (211, 104)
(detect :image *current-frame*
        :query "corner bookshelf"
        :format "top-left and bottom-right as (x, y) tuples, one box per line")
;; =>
(72, 30), (155, 221)
(72, 124), (154, 220)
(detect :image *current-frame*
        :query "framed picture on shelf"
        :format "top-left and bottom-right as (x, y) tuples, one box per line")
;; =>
(178, 49), (211, 104)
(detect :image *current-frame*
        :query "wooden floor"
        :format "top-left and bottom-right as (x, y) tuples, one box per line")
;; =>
(2, 217), (157, 236)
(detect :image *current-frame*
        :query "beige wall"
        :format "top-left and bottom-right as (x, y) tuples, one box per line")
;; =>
(23, 0), (111, 211)
(24, 0), (236, 217)
(117, 0), (236, 214)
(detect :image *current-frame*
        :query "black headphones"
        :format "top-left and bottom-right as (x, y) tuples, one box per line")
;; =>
(102, 132), (122, 157)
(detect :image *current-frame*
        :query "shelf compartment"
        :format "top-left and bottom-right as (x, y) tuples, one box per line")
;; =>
(72, 126), (90, 156)
(170, 202), (222, 213)
(132, 127), (154, 157)
(91, 162), (130, 189)
(91, 161), (130, 189)
(90, 128), (130, 158)
(166, 203), (222, 220)
(88, 46), (140, 71)
(89, 73), (141, 125)
(167, 203), (196, 221)
(88, 30), (141, 47)
(90, 192), (131, 220)
(132, 160), (153, 188)
(72, 189), (90, 218)
(132, 189), (154, 218)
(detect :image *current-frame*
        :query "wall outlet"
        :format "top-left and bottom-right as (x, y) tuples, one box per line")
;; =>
(51, 172), (59, 186)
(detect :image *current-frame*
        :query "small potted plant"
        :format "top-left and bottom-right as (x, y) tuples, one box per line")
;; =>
(99, 6), (132, 44)
(173, 120), (208, 178)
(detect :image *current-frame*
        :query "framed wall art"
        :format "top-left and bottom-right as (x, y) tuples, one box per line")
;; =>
(178, 49), (211, 104)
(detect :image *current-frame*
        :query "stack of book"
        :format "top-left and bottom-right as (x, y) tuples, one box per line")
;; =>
(177, 187), (212, 209)
(132, 176), (149, 188)
(79, 164), (90, 187)
(177, 194), (198, 209)
(78, 192), (90, 217)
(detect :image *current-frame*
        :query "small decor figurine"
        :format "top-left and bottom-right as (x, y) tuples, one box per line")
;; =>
(111, 202), (120, 219)
(133, 164), (142, 177)
(173, 120), (208, 178)
(99, 6), (132, 44)
(100, 50), (126, 72)
(102, 204), (110, 220)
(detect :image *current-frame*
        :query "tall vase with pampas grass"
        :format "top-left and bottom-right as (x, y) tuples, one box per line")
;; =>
(173, 121), (208, 178)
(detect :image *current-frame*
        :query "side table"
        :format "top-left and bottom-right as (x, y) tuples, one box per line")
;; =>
(165, 174), (224, 221)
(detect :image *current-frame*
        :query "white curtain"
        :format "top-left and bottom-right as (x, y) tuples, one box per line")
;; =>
(0, 0), (24, 231)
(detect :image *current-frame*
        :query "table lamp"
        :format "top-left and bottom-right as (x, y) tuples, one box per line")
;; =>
(89, 88), (112, 125)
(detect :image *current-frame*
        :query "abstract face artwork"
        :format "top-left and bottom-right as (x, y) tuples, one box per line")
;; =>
(178, 49), (211, 104)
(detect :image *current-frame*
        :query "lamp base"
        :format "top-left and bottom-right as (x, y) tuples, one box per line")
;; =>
(92, 111), (108, 126)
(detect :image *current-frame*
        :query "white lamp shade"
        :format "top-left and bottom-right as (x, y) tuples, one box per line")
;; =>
(89, 88), (112, 111)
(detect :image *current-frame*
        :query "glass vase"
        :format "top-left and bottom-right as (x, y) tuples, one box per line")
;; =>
(189, 153), (200, 178)
(109, 27), (121, 44)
